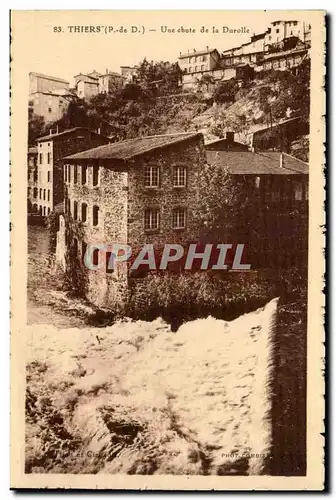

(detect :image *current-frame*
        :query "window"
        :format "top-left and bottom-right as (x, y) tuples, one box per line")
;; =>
(201, 65), (205, 71)
(39, 188), (42, 199)
(73, 238), (78, 255)
(202, 55), (206, 62)
(27, 187), (31, 197)
(172, 208), (186, 229)
(43, 189), (46, 200)
(105, 251), (114, 274)
(82, 241), (87, 259)
(47, 171), (51, 182)
(81, 203), (87, 222)
(93, 165), (99, 186)
(294, 182), (303, 201)
(39, 153), (42, 164)
(34, 168), (38, 182)
(144, 166), (159, 187)
(188, 67), (192, 73)
(188, 57), (192, 64)
(64, 165), (67, 183)
(93, 205), (99, 226)
(67, 198), (71, 215)
(92, 248), (99, 266)
(82, 165), (87, 185)
(48, 107), (52, 113)
(43, 206), (46, 216)
(74, 164), (78, 184)
(276, 28), (280, 33)
(47, 190), (50, 201)
(33, 187), (38, 198)
(144, 208), (159, 231)
(73, 200), (78, 220)
(68, 164), (71, 183)
(47, 152), (51, 164)
(47, 207), (50, 215)
(39, 205), (42, 215)
(173, 166), (187, 187)
(195, 65), (198, 72)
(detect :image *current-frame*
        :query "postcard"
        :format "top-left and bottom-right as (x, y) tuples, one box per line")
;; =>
(10, 10), (325, 490)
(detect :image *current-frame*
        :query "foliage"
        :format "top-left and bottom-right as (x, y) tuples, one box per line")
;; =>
(213, 79), (238, 104)
(28, 114), (46, 145)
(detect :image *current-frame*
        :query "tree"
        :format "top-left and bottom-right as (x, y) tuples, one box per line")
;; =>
(213, 79), (238, 104)
(197, 73), (215, 92)
(195, 154), (243, 241)
(28, 114), (46, 145)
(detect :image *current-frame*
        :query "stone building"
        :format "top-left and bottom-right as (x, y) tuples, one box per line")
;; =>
(179, 48), (220, 90)
(206, 150), (309, 268)
(205, 133), (249, 152)
(61, 132), (205, 308)
(28, 72), (73, 122)
(98, 71), (125, 93)
(27, 146), (38, 213)
(74, 73), (99, 100)
(33, 127), (109, 217)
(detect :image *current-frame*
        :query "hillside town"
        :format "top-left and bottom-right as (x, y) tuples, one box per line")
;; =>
(24, 16), (312, 479)
(27, 17), (310, 311)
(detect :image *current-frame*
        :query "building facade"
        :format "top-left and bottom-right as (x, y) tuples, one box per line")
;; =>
(27, 147), (38, 213)
(74, 73), (99, 100)
(28, 89), (75, 123)
(61, 133), (206, 308)
(98, 71), (125, 93)
(29, 72), (70, 94)
(33, 127), (109, 217)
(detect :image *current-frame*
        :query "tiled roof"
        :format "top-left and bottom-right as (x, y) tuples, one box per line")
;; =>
(36, 127), (105, 143)
(206, 151), (308, 175)
(64, 133), (202, 161)
(179, 48), (219, 59)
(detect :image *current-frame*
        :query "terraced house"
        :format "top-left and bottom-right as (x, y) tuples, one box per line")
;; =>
(61, 132), (206, 308)
(33, 127), (109, 217)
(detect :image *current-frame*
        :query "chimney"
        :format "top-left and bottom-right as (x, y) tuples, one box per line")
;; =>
(194, 48), (196, 53)
(280, 153), (284, 168)
(206, 45), (209, 51)
(106, 68), (108, 74)
(225, 131), (234, 143)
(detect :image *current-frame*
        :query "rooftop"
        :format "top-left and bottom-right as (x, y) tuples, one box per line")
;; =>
(36, 127), (106, 143)
(29, 72), (69, 85)
(28, 146), (38, 155)
(179, 48), (219, 59)
(65, 133), (202, 161)
(206, 151), (308, 175)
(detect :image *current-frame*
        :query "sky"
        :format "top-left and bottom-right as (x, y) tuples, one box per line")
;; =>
(12, 10), (313, 87)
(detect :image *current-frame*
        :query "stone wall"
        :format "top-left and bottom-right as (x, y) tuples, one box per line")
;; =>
(127, 135), (206, 250)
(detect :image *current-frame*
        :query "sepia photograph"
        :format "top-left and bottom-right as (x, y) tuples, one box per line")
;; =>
(10, 10), (325, 490)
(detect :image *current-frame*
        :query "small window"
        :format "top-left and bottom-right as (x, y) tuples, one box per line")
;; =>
(294, 182), (303, 201)
(73, 238), (78, 255)
(48, 107), (52, 113)
(82, 165), (87, 185)
(47, 190), (50, 202)
(81, 203), (87, 222)
(73, 200), (78, 220)
(172, 208), (186, 229)
(93, 205), (99, 226)
(43, 206), (46, 216)
(276, 28), (280, 33)
(93, 248), (99, 266)
(39, 188), (42, 199)
(33, 187), (38, 198)
(47, 171), (51, 182)
(105, 251), (114, 274)
(195, 65), (198, 72)
(82, 241), (87, 258)
(39, 153), (42, 164)
(27, 187), (31, 197)
(43, 189), (46, 200)
(74, 164), (78, 184)
(68, 164), (71, 183)
(39, 205), (42, 215)
(173, 166), (187, 187)
(47, 152), (51, 164)
(93, 165), (99, 186)
(144, 208), (159, 231)
(64, 165), (67, 183)
(144, 166), (159, 187)
(47, 207), (51, 215)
